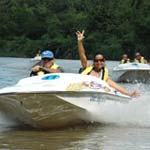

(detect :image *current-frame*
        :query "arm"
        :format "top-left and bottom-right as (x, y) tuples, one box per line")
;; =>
(107, 77), (139, 97)
(76, 30), (88, 68)
(32, 65), (41, 72)
(32, 65), (61, 73)
(40, 66), (61, 73)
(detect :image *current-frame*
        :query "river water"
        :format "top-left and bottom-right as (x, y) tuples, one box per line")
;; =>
(0, 57), (150, 150)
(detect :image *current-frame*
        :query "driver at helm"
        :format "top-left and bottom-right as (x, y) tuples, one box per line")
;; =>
(30, 50), (63, 76)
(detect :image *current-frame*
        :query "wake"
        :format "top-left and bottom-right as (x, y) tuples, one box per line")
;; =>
(89, 92), (150, 128)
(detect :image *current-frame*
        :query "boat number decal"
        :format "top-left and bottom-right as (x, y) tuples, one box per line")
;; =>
(90, 95), (105, 103)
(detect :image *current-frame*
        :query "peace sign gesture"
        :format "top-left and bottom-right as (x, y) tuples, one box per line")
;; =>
(76, 30), (85, 41)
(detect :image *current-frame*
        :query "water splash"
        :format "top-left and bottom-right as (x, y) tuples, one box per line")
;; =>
(89, 92), (150, 127)
(0, 113), (18, 131)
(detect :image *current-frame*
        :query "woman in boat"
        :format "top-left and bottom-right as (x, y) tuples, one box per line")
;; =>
(35, 50), (41, 57)
(30, 50), (63, 76)
(134, 52), (147, 64)
(76, 30), (139, 97)
(120, 54), (130, 64)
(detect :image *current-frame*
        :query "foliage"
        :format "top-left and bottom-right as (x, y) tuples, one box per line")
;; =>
(0, 0), (149, 60)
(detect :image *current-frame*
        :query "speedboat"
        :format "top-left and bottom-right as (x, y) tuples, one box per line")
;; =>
(0, 73), (131, 129)
(30, 56), (41, 61)
(113, 62), (150, 83)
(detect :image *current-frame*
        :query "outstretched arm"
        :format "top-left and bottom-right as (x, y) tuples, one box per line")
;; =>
(39, 66), (61, 73)
(76, 30), (88, 69)
(107, 77), (139, 97)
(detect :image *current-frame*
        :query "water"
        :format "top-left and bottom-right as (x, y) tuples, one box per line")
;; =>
(0, 57), (150, 150)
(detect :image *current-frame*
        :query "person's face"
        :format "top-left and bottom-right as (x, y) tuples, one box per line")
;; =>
(135, 54), (141, 60)
(123, 54), (128, 60)
(93, 54), (105, 70)
(42, 58), (54, 68)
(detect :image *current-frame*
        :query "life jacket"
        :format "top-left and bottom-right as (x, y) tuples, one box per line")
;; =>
(81, 66), (108, 81)
(134, 57), (145, 63)
(120, 59), (130, 64)
(31, 63), (59, 76)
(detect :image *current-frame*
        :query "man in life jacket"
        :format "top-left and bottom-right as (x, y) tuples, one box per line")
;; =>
(30, 50), (63, 76)
(120, 54), (130, 64)
(134, 52), (147, 64)
(76, 30), (139, 97)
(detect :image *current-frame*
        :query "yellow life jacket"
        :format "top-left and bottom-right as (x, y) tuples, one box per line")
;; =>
(81, 66), (108, 81)
(134, 57), (145, 63)
(120, 59), (130, 64)
(37, 63), (59, 76)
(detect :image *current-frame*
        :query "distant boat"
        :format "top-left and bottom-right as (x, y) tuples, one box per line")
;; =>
(0, 73), (130, 129)
(113, 62), (150, 83)
(31, 50), (41, 61)
(30, 55), (41, 61)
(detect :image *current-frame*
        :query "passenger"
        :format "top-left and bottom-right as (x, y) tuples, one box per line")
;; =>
(35, 50), (41, 57)
(30, 50), (63, 76)
(134, 52), (147, 63)
(120, 54), (130, 64)
(76, 30), (139, 97)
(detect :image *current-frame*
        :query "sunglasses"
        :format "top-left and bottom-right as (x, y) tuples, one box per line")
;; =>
(136, 55), (140, 57)
(42, 58), (53, 61)
(94, 59), (105, 62)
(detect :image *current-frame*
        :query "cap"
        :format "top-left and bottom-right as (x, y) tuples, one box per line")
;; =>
(41, 50), (54, 59)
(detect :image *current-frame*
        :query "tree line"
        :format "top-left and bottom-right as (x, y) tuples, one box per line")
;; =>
(0, 0), (149, 60)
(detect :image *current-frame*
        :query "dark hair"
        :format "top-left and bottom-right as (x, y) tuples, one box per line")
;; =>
(93, 53), (105, 61)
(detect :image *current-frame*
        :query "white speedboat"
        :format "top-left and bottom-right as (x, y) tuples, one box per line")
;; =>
(113, 62), (150, 83)
(0, 73), (131, 129)
(30, 56), (41, 61)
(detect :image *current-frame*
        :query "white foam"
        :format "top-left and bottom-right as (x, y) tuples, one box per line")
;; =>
(89, 92), (150, 127)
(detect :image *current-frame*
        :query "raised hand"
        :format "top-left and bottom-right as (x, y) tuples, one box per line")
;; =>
(76, 30), (85, 41)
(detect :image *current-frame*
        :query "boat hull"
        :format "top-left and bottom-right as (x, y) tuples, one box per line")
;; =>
(0, 73), (131, 129)
(113, 63), (150, 83)
(0, 91), (130, 129)
(113, 70), (150, 83)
